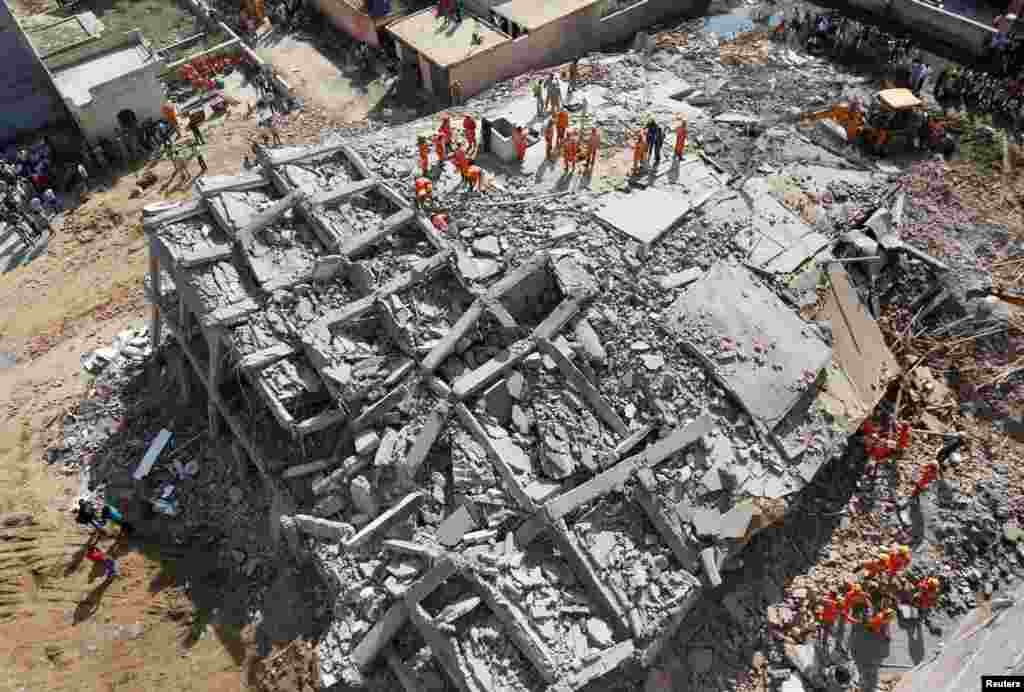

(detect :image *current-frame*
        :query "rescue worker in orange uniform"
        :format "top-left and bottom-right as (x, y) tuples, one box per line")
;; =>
(431, 211), (449, 233)
(414, 176), (433, 210)
(563, 131), (578, 173)
(462, 114), (477, 153)
(555, 109), (569, 150)
(544, 119), (555, 159)
(162, 102), (181, 136)
(912, 576), (941, 611)
(434, 133), (445, 163)
(515, 126), (529, 163)
(674, 118), (688, 160)
(816, 591), (841, 644)
(453, 143), (468, 176)
(417, 136), (431, 177)
(842, 582), (871, 623)
(464, 164), (482, 191)
(866, 607), (896, 637)
(860, 551), (889, 579)
(911, 461), (940, 497)
(632, 130), (647, 177)
(586, 127), (600, 172)
(438, 114), (452, 155)
(885, 545), (911, 576)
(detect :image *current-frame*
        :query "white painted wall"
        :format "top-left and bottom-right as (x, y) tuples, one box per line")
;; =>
(67, 64), (166, 140)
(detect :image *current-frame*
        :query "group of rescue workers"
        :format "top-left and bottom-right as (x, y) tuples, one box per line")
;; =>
(812, 422), (962, 641)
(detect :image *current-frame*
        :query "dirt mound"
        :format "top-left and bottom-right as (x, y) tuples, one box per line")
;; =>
(250, 640), (319, 692)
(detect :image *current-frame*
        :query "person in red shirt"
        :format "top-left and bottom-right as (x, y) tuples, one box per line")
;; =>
(885, 545), (911, 576)
(453, 143), (468, 176)
(913, 576), (941, 610)
(816, 591), (841, 645)
(417, 136), (431, 177)
(556, 109), (569, 149)
(462, 114), (477, 153)
(544, 119), (555, 160)
(414, 177), (433, 210)
(85, 546), (119, 579)
(513, 127), (528, 163)
(438, 114), (452, 155)
(563, 131), (578, 173)
(842, 582), (870, 623)
(674, 118), (688, 160)
(866, 607), (896, 638)
(912, 461), (940, 497)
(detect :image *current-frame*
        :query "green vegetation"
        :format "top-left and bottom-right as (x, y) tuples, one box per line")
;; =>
(957, 113), (1006, 174)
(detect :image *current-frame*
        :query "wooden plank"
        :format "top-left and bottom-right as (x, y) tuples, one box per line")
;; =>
(536, 338), (627, 437)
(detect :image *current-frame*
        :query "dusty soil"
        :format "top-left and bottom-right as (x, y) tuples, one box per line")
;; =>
(0, 63), (374, 691)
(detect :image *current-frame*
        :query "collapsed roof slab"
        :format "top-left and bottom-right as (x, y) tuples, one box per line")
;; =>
(592, 180), (721, 246)
(152, 210), (234, 268)
(665, 262), (833, 433)
(193, 172), (268, 198)
(178, 259), (262, 328)
(709, 178), (830, 274)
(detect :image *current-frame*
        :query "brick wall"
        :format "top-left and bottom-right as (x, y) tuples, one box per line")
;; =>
(311, 0), (381, 46)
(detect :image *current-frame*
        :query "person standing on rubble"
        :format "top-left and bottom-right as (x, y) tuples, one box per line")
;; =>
(513, 126), (528, 163)
(453, 142), (469, 176)
(462, 114), (477, 154)
(75, 499), (106, 532)
(85, 545), (120, 579)
(543, 118), (555, 159)
(191, 140), (208, 175)
(674, 117), (688, 161)
(645, 118), (660, 164)
(532, 79), (545, 115)
(652, 124), (665, 169)
(417, 135), (431, 176)
(586, 126), (600, 172)
(631, 129), (646, 176)
(414, 176), (433, 210)
(555, 108), (569, 150)
(568, 59), (580, 95)
(545, 74), (562, 114)
(563, 130), (577, 173)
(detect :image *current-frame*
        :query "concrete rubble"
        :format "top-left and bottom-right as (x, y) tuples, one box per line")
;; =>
(133, 31), (935, 690)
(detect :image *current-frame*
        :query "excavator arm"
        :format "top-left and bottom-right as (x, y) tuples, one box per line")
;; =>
(798, 106), (866, 142)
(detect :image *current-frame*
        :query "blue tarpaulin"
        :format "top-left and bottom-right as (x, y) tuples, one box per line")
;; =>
(367, 0), (390, 17)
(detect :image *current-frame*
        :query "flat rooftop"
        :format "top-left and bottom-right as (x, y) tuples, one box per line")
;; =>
(53, 41), (155, 106)
(493, 0), (599, 30)
(387, 8), (509, 67)
(22, 12), (103, 58)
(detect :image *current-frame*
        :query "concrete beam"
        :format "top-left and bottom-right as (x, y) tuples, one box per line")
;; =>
(455, 403), (536, 512)
(149, 237), (162, 350)
(294, 406), (349, 436)
(421, 299), (484, 373)
(313, 455), (370, 497)
(536, 338), (627, 437)
(633, 470), (699, 572)
(637, 413), (713, 468)
(293, 514), (353, 542)
(385, 648), (426, 692)
(349, 382), (410, 433)
(452, 338), (536, 400)
(532, 295), (584, 341)
(345, 491), (425, 551)
(309, 178), (377, 208)
(401, 401), (450, 484)
(351, 600), (409, 670)
(700, 547), (722, 588)
(551, 640), (635, 692)
(463, 570), (559, 683)
(281, 455), (342, 480)
(252, 373), (295, 430)
(409, 604), (480, 692)
(341, 208), (416, 257)
(550, 520), (627, 632)
(382, 539), (442, 560)
(236, 189), (306, 248)
(404, 558), (459, 605)
(639, 573), (702, 667)
(545, 456), (639, 523)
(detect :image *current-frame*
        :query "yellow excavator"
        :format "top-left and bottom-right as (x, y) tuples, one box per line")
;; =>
(798, 88), (941, 155)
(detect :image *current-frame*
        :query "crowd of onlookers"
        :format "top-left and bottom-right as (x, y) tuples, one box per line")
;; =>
(0, 140), (70, 245)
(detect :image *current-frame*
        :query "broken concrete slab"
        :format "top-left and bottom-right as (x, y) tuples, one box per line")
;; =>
(436, 505), (477, 548)
(666, 262), (832, 431)
(711, 179), (829, 274)
(592, 183), (720, 246)
(659, 267), (704, 290)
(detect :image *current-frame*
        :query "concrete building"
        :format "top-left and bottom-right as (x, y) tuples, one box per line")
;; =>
(0, 2), (71, 144)
(386, 0), (709, 105)
(49, 30), (166, 142)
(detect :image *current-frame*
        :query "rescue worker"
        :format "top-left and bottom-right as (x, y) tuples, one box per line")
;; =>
(513, 127), (528, 163)
(865, 607), (896, 637)
(842, 582), (870, 623)
(913, 576), (941, 610)
(652, 124), (665, 169)
(556, 109), (569, 150)
(161, 102), (180, 136)
(544, 119), (555, 159)
(674, 118), (688, 160)
(450, 80), (464, 107)
(816, 591), (841, 644)
(546, 74), (562, 114)
(85, 545), (119, 579)
(414, 176), (433, 210)
(632, 130), (646, 176)
(532, 79), (545, 115)
(418, 135), (431, 177)
(431, 211), (449, 233)
(645, 118), (660, 163)
(860, 551), (889, 579)
(463, 163), (482, 192)
(453, 143), (468, 176)
(586, 126), (600, 172)
(434, 133), (445, 164)
(438, 114), (453, 156)
(568, 59), (580, 94)
(463, 114), (477, 153)
(912, 461), (940, 497)
(563, 131), (578, 173)
(885, 545), (911, 576)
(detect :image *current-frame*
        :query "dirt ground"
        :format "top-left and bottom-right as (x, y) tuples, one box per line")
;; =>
(0, 58), (378, 691)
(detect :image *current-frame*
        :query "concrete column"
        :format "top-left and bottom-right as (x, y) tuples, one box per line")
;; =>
(149, 237), (162, 350)
(208, 334), (223, 438)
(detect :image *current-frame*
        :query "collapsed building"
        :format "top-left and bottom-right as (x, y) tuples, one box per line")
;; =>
(142, 84), (911, 686)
